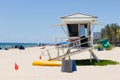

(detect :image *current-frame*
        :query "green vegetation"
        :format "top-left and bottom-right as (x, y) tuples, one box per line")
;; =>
(95, 60), (119, 66)
(94, 44), (104, 50)
(105, 44), (114, 50)
(101, 23), (120, 46)
(75, 59), (119, 66)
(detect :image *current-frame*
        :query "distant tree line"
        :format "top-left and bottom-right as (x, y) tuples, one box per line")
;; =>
(101, 23), (120, 46)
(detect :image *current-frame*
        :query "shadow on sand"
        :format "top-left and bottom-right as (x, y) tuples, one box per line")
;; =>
(75, 59), (119, 66)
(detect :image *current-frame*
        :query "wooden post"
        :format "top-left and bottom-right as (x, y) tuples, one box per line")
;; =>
(47, 50), (51, 60)
(87, 23), (92, 47)
(90, 53), (92, 63)
(57, 49), (59, 57)
(89, 49), (100, 62)
(78, 24), (81, 48)
(62, 46), (65, 55)
(66, 49), (71, 60)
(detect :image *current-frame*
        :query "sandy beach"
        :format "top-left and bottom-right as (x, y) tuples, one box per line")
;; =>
(0, 46), (120, 80)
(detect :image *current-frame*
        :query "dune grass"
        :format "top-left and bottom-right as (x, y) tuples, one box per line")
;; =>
(75, 59), (119, 66)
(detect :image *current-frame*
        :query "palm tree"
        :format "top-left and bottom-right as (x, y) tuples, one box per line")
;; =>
(101, 23), (120, 46)
(101, 24), (112, 43)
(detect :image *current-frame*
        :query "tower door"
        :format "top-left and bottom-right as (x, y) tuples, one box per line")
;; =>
(79, 24), (87, 37)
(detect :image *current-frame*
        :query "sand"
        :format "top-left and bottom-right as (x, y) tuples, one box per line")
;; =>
(0, 46), (120, 80)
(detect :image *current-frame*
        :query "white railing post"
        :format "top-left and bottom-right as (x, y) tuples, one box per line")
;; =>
(47, 50), (51, 60)
(57, 48), (59, 57)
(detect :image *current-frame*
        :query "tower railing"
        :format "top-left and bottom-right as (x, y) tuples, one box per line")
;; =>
(41, 36), (92, 60)
(55, 36), (92, 49)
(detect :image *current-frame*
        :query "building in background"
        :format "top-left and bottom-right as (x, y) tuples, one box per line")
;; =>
(93, 32), (101, 39)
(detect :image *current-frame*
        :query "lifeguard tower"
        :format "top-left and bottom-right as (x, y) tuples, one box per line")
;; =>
(42, 13), (100, 62)
(32, 13), (102, 69)
(50, 13), (99, 62)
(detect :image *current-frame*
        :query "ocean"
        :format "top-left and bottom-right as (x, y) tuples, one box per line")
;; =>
(0, 43), (38, 49)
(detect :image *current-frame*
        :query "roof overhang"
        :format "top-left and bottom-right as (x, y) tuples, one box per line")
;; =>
(61, 18), (97, 24)
(54, 13), (101, 27)
(54, 20), (102, 27)
(91, 20), (103, 25)
(53, 23), (66, 27)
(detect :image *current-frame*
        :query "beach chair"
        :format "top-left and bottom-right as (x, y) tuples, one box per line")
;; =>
(100, 38), (110, 49)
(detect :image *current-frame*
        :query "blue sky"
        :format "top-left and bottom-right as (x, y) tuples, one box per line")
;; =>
(0, 0), (120, 43)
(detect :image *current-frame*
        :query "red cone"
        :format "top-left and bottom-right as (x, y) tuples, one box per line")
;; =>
(15, 63), (19, 70)
(39, 55), (42, 60)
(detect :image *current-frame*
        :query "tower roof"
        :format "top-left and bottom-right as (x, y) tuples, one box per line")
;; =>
(61, 13), (97, 19)
(61, 13), (98, 24)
